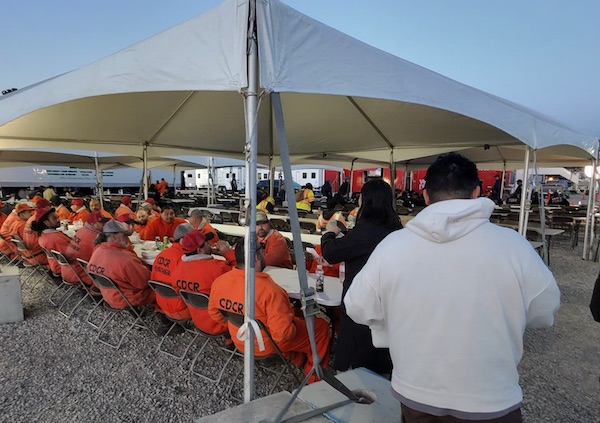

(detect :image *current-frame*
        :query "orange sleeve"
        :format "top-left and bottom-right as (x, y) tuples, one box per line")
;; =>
(100, 209), (113, 219)
(141, 219), (159, 240)
(260, 277), (296, 344)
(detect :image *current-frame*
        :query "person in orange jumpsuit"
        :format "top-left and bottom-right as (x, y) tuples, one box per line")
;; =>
(88, 220), (154, 309)
(0, 201), (8, 228)
(88, 198), (113, 219)
(255, 211), (293, 269)
(187, 209), (219, 245)
(114, 196), (135, 220)
(141, 206), (186, 241)
(134, 208), (155, 240)
(33, 207), (72, 278)
(143, 198), (161, 218)
(69, 198), (90, 224)
(9, 203), (37, 255)
(151, 222), (194, 334)
(170, 231), (235, 335)
(63, 211), (110, 287)
(22, 198), (52, 267)
(0, 201), (15, 258)
(157, 178), (169, 196)
(208, 241), (331, 383)
(0, 207), (21, 258)
(51, 195), (72, 222)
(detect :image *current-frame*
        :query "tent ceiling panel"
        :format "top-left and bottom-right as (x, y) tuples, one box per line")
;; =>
(0, 0), (596, 168)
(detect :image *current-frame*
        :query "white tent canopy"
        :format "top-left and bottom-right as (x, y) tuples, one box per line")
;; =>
(0, 0), (595, 162)
(0, 149), (207, 171)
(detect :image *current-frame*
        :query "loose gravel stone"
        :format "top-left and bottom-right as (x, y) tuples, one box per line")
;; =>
(0, 238), (599, 422)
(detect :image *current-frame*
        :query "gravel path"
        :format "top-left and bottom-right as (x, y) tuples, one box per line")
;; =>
(1, 238), (599, 422)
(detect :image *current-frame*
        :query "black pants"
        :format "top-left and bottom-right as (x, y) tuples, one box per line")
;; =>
(401, 403), (522, 423)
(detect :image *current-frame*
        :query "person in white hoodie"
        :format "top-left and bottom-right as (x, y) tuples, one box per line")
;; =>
(345, 152), (560, 423)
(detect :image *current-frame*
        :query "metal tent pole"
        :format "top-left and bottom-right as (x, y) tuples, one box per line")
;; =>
(94, 152), (104, 209)
(518, 147), (531, 235)
(242, 0), (259, 403)
(583, 158), (597, 259)
(142, 143), (149, 200)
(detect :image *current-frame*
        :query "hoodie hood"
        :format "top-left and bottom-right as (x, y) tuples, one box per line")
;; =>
(406, 197), (495, 243)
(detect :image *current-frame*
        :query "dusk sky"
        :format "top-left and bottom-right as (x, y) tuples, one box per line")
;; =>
(3, 0), (599, 137)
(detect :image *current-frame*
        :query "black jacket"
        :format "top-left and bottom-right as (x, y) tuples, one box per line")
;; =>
(321, 220), (401, 373)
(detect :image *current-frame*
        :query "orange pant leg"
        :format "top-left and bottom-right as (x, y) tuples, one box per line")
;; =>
(277, 316), (331, 384)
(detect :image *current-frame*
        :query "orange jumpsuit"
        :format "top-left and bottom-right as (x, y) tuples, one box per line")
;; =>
(195, 220), (219, 245)
(306, 245), (340, 277)
(134, 221), (154, 240)
(98, 209), (113, 219)
(22, 215), (49, 266)
(63, 224), (101, 286)
(150, 243), (188, 320)
(88, 241), (154, 309)
(208, 267), (330, 382)
(114, 204), (135, 220)
(70, 207), (90, 224)
(55, 205), (72, 222)
(10, 218), (48, 266)
(171, 251), (235, 334)
(0, 211), (17, 256)
(257, 229), (293, 269)
(141, 217), (187, 241)
(38, 230), (71, 277)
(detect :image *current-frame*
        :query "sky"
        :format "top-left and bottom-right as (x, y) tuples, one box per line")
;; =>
(2, 0), (599, 138)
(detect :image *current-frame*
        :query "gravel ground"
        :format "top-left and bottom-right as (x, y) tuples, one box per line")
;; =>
(1, 237), (599, 422)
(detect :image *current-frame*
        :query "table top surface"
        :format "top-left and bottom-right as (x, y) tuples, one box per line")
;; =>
(264, 266), (342, 307)
(211, 223), (321, 245)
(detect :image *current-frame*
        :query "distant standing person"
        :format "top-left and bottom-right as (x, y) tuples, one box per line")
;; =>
(345, 153), (560, 422)
(321, 179), (402, 376)
(338, 178), (350, 198)
(230, 174), (238, 193)
(43, 185), (57, 201)
(321, 179), (332, 199)
(295, 183), (315, 212)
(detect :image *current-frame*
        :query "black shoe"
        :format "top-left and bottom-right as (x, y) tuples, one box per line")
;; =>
(156, 322), (172, 337)
(168, 324), (185, 336)
(156, 322), (185, 337)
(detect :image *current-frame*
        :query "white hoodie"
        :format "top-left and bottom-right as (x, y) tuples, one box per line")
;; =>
(345, 197), (560, 415)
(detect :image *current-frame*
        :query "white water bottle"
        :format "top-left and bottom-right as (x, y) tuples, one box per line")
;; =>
(339, 262), (345, 284)
(315, 264), (324, 292)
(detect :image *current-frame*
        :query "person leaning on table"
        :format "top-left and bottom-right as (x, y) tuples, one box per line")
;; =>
(345, 152), (560, 423)
(141, 205), (186, 241)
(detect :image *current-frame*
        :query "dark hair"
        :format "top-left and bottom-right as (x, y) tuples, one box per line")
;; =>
(356, 179), (402, 230)
(305, 183), (313, 190)
(234, 241), (245, 265)
(234, 239), (265, 269)
(50, 195), (62, 207)
(31, 220), (48, 234)
(424, 152), (479, 203)
(94, 233), (107, 245)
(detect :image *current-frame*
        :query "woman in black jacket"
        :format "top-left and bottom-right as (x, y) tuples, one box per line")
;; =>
(321, 179), (402, 375)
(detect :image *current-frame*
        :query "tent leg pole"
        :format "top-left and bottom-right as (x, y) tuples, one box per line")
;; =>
(242, 0), (259, 404)
(518, 148), (531, 236)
